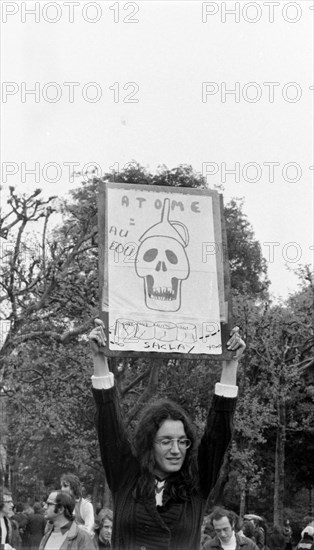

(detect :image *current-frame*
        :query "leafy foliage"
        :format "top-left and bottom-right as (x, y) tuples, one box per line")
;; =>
(225, 199), (269, 297)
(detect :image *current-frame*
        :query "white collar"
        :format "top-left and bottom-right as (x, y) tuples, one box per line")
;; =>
(155, 479), (166, 506)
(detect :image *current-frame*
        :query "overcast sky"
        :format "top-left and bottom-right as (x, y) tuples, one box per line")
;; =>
(2, 0), (313, 299)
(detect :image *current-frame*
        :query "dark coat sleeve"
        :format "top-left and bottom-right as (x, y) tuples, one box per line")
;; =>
(254, 528), (265, 550)
(92, 385), (139, 493)
(197, 394), (237, 499)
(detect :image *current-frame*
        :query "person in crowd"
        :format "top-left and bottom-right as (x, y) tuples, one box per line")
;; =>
(89, 319), (246, 550)
(11, 504), (28, 537)
(203, 507), (259, 550)
(296, 526), (314, 550)
(39, 491), (94, 550)
(251, 518), (266, 550)
(11, 503), (28, 549)
(7, 506), (22, 550)
(282, 519), (293, 550)
(0, 493), (19, 550)
(25, 502), (46, 550)
(95, 508), (113, 549)
(242, 520), (256, 542)
(200, 515), (215, 549)
(60, 473), (94, 537)
(23, 504), (34, 518)
(268, 525), (286, 550)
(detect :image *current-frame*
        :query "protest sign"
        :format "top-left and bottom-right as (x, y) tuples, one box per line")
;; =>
(98, 181), (232, 358)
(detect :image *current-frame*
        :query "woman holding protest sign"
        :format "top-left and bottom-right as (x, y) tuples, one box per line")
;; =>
(89, 319), (245, 550)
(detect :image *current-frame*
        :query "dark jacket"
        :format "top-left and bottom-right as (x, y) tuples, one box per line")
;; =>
(26, 512), (46, 549)
(12, 511), (29, 533)
(254, 527), (265, 550)
(38, 520), (95, 550)
(282, 526), (292, 544)
(93, 386), (237, 550)
(0, 515), (13, 545)
(0, 515), (22, 549)
(268, 531), (286, 550)
(204, 533), (259, 550)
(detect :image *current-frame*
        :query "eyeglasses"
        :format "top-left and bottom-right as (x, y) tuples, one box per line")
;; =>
(46, 501), (56, 506)
(154, 437), (191, 450)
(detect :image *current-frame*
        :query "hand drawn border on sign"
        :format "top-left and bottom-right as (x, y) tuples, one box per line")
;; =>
(98, 181), (234, 360)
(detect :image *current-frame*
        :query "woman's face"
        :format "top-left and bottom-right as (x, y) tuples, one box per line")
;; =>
(60, 479), (73, 496)
(100, 519), (112, 542)
(153, 419), (188, 478)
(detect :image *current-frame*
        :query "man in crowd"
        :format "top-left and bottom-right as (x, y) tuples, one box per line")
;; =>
(39, 491), (94, 550)
(26, 502), (46, 550)
(95, 508), (113, 549)
(204, 507), (259, 550)
(60, 473), (94, 537)
(11, 503), (28, 546)
(282, 519), (292, 550)
(0, 493), (21, 550)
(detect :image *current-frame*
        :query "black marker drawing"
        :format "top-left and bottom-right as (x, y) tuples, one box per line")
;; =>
(135, 198), (190, 312)
(112, 319), (198, 346)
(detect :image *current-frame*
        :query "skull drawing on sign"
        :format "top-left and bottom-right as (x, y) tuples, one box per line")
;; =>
(135, 198), (190, 312)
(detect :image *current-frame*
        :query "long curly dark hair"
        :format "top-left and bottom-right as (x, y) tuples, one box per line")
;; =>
(133, 398), (199, 501)
(60, 473), (82, 499)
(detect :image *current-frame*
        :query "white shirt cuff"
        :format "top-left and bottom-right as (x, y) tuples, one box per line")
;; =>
(91, 373), (114, 389)
(215, 382), (238, 398)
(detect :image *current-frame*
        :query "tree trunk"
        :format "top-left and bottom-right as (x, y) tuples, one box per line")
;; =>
(126, 358), (162, 425)
(239, 487), (246, 517)
(245, 489), (250, 513)
(103, 475), (112, 508)
(92, 480), (98, 512)
(273, 391), (286, 525)
(309, 487), (313, 516)
(209, 453), (230, 506)
(0, 395), (8, 492)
